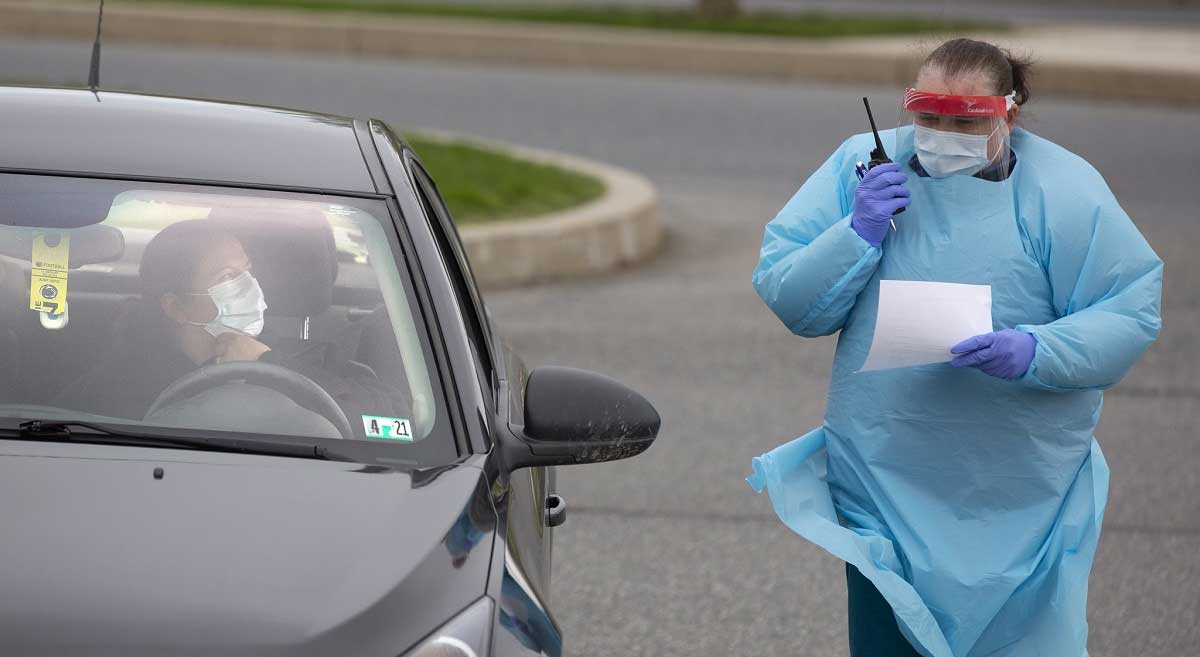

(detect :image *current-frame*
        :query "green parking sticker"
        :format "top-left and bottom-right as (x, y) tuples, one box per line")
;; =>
(362, 415), (414, 441)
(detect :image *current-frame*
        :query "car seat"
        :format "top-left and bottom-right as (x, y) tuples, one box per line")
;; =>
(207, 208), (386, 381)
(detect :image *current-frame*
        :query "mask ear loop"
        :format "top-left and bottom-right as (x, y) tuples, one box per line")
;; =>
(986, 121), (1008, 164)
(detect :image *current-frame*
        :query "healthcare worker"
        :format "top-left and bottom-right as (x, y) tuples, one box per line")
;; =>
(747, 38), (1162, 657)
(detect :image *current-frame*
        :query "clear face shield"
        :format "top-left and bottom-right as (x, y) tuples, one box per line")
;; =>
(895, 88), (1016, 182)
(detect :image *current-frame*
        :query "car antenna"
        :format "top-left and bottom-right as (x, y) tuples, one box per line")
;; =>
(87, 0), (104, 99)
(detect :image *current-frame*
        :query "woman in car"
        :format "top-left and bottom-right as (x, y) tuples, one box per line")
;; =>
(55, 219), (410, 431)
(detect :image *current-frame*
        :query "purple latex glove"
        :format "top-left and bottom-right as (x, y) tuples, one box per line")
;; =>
(950, 329), (1037, 380)
(851, 162), (911, 248)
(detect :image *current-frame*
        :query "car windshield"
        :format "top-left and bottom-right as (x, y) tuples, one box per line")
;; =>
(0, 173), (447, 456)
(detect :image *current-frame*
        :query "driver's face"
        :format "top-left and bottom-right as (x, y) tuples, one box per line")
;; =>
(177, 237), (253, 324)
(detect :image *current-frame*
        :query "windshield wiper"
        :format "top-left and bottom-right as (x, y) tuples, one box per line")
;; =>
(12, 420), (352, 462)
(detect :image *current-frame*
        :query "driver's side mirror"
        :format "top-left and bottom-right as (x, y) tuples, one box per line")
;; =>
(503, 366), (661, 471)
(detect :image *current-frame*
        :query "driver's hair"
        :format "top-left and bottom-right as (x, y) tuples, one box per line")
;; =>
(139, 219), (240, 306)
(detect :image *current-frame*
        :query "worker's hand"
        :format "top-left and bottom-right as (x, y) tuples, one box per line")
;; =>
(950, 329), (1036, 380)
(214, 332), (271, 364)
(851, 162), (910, 248)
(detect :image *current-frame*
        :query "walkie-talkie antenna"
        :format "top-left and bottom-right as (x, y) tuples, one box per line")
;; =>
(87, 0), (104, 95)
(862, 97), (886, 160)
(860, 95), (904, 220)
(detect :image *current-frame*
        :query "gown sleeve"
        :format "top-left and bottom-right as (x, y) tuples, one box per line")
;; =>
(752, 140), (882, 337)
(1017, 167), (1163, 392)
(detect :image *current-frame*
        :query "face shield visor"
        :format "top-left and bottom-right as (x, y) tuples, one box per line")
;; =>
(895, 88), (1015, 181)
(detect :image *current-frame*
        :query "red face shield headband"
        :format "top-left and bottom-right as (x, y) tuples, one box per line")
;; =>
(903, 88), (1017, 117)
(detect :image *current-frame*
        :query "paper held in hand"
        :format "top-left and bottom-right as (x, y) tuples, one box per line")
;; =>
(859, 280), (993, 372)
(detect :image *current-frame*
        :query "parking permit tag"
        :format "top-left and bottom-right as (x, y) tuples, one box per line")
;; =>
(29, 232), (70, 314)
(362, 415), (414, 441)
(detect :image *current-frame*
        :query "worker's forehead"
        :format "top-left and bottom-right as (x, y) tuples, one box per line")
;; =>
(914, 67), (995, 97)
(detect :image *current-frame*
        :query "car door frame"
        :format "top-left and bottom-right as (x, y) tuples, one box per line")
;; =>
(365, 123), (560, 608)
(406, 154), (560, 593)
(365, 122), (493, 458)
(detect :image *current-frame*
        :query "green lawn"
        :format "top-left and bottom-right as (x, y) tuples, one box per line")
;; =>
(404, 134), (606, 224)
(152, 0), (1002, 38)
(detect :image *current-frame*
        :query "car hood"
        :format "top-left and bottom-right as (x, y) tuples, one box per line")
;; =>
(0, 441), (495, 657)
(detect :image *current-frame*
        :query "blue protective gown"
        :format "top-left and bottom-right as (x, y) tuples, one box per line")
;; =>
(748, 127), (1162, 657)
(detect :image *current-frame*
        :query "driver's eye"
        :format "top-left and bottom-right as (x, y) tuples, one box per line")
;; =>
(218, 265), (251, 283)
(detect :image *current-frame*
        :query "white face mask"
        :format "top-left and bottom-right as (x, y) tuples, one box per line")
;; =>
(188, 271), (268, 338)
(914, 124), (996, 178)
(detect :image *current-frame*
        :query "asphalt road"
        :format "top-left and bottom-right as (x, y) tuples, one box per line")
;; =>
(3, 40), (1198, 657)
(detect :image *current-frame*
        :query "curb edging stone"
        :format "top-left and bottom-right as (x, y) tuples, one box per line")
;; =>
(420, 131), (663, 290)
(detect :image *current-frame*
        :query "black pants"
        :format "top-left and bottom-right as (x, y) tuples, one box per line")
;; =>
(846, 564), (923, 657)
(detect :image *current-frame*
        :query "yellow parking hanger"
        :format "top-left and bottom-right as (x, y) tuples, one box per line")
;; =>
(29, 232), (71, 328)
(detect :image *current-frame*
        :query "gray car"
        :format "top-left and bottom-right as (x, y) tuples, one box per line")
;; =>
(0, 86), (661, 657)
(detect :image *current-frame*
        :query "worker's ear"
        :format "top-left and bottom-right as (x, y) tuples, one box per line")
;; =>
(160, 293), (189, 325)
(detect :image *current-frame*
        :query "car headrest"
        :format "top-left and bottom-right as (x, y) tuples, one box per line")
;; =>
(208, 208), (338, 318)
(0, 224), (125, 268)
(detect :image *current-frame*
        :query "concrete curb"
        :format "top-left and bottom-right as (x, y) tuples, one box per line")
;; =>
(417, 131), (662, 290)
(2, 2), (1198, 104)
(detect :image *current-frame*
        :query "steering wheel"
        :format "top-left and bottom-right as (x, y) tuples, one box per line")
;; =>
(146, 361), (354, 440)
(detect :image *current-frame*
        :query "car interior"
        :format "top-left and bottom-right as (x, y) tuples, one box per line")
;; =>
(0, 188), (432, 440)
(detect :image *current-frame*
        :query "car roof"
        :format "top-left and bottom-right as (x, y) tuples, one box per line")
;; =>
(0, 87), (379, 194)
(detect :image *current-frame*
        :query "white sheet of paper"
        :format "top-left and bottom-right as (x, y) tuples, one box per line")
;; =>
(859, 280), (993, 372)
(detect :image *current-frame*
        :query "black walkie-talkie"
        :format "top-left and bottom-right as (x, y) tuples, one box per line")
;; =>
(862, 96), (905, 215)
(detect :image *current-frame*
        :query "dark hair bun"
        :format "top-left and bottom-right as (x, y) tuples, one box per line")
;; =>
(1003, 48), (1033, 106)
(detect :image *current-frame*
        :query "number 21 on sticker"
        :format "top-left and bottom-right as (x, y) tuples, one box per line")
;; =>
(362, 415), (414, 441)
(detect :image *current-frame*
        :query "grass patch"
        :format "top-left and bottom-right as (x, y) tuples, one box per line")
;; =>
(150, 0), (1003, 38)
(404, 133), (606, 224)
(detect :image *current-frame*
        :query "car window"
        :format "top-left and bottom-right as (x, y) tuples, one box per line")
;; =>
(410, 164), (495, 396)
(0, 172), (454, 461)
